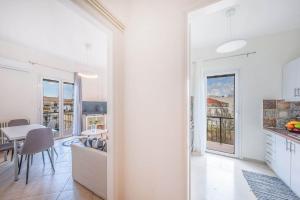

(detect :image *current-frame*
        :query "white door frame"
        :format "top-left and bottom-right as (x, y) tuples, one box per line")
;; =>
(202, 69), (241, 158)
(106, 29), (115, 200)
(186, 2), (243, 200)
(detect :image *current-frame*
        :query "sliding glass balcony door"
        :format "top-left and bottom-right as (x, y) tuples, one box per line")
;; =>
(42, 79), (74, 138)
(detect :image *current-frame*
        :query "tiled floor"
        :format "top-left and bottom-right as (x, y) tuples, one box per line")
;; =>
(1, 140), (274, 200)
(191, 153), (275, 200)
(0, 138), (103, 200)
(206, 141), (234, 154)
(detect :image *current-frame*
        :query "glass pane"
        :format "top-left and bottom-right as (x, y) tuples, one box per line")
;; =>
(206, 74), (235, 154)
(43, 79), (60, 137)
(63, 82), (74, 136)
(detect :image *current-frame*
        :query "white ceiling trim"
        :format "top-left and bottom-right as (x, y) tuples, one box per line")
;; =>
(85, 0), (125, 32)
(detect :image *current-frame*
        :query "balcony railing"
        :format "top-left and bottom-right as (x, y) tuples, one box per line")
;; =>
(43, 112), (73, 137)
(207, 116), (234, 145)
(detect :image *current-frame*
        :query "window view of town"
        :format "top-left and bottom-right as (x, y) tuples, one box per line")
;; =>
(43, 79), (74, 138)
(207, 75), (235, 154)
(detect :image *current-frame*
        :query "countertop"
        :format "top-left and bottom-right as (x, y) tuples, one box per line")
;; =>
(264, 127), (300, 144)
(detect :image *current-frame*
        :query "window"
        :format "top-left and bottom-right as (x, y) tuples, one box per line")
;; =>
(42, 79), (74, 138)
(43, 79), (60, 136)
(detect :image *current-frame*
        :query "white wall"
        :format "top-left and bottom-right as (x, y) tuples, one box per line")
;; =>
(0, 56), (74, 123)
(95, 0), (215, 199)
(82, 71), (107, 101)
(191, 29), (300, 160)
(75, 0), (216, 199)
(72, 0), (222, 199)
(0, 38), (107, 123)
(0, 67), (38, 122)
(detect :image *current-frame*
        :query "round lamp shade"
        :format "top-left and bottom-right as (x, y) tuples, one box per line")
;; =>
(216, 39), (247, 53)
(78, 72), (98, 79)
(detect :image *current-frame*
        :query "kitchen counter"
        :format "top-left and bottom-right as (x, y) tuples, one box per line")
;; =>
(264, 127), (300, 144)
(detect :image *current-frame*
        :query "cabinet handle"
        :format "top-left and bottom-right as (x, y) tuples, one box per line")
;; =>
(295, 88), (300, 97)
(286, 139), (290, 151)
(291, 142), (296, 153)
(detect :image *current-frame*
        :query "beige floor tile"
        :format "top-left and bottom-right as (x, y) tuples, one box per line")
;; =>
(92, 194), (104, 200)
(0, 137), (101, 200)
(191, 153), (274, 200)
(63, 177), (84, 191)
(21, 193), (59, 200)
(22, 175), (70, 197)
(57, 189), (94, 200)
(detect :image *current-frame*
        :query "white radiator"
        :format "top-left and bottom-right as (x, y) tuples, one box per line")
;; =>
(0, 121), (8, 144)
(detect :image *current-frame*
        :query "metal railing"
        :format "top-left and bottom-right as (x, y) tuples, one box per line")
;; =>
(207, 116), (234, 145)
(43, 112), (73, 137)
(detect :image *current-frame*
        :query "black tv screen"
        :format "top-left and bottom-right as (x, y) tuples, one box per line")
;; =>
(82, 101), (107, 115)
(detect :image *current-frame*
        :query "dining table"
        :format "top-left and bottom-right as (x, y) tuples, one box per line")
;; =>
(0, 124), (54, 181)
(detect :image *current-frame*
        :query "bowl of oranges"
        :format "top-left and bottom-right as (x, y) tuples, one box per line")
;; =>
(285, 120), (300, 133)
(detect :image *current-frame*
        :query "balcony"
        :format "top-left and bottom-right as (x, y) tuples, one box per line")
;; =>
(43, 112), (73, 138)
(207, 116), (235, 154)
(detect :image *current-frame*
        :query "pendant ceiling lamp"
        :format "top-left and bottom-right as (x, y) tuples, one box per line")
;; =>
(216, 8), (247, 53)
(78, 72), (98, 79)
(79, 43), (98, 79)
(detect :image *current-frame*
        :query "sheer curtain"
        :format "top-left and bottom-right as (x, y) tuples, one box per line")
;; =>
(73, 72), (82, 136)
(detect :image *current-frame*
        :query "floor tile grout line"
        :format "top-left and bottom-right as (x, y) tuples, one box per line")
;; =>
(56, 191), (62, 200)
(56, 174), (72, 200)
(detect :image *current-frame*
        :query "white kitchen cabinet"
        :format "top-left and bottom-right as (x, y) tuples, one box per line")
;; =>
(282, 57), (300, 101)
(291, 142), (300, 197)
(274, 134), (291, 186)
(265, 130), (300, 196)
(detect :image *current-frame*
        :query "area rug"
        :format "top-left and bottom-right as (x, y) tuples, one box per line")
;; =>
(62, 138), (81, 147)
(242, 170), (300, 200)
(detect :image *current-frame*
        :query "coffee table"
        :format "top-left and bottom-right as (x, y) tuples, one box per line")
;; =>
(81, 129), (108, 138)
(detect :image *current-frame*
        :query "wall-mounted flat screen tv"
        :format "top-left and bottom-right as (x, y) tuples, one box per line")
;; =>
(82, 101), (107, 115)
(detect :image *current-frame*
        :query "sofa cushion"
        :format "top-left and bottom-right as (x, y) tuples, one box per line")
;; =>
(80, 137), (107, 152)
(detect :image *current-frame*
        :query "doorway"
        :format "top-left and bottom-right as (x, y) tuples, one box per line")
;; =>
(205, 74), (236, 155)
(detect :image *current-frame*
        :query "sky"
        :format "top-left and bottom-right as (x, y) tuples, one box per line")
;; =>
(207, 75), (234, 97)
(43, 80), (73, 99)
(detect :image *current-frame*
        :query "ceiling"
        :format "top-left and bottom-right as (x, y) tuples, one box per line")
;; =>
(190, 0), (300, 49)
(0, 0), (108, 69)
